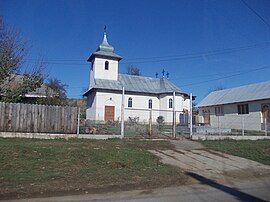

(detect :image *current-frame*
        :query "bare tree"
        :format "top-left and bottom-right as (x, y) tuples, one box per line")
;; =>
(0, 17), (45, 103)
(37, 78), (68, 106)
(126, 64), (141, 76)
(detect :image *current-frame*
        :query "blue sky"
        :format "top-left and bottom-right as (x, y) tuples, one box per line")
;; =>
(2, 0), (270, 102)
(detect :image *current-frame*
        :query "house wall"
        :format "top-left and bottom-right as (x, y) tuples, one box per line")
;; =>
(86, 91), (189, 124)
(198, 99), (270, 131)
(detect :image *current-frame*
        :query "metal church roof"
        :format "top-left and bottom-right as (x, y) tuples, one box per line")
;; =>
(88, 32), (122, 61)
(83, 74), (188, 96)
(197, 80), (270, 107)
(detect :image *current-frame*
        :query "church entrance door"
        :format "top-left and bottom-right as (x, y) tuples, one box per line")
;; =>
(105, 106), (115, 121)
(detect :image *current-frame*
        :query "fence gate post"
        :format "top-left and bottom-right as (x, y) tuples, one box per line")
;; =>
(121, 87), (125, 138)
(265, 117), (267, 136)
(218, 115), (221, 136)
(241, 116), (244, 136)
(190, 93), (193, 138)
(77, 107), (80, 136)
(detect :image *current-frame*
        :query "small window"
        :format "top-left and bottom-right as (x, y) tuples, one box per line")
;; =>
(238, 104), (249, 114)
(128, 97), (132, 108)
(148, 99), (152, 109)
(105, 61), (109, 70)
(215, 106), (224, 116)
(169, 98), (173, 108)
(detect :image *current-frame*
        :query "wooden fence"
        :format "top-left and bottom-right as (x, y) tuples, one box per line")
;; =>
(0, 102), (78, 134)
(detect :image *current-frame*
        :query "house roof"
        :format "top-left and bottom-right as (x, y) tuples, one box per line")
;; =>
(197, 80), (270, 107)
(83, 74), (188, 96)
(88, 33), (122, 61)
(1, 74), (56, 98)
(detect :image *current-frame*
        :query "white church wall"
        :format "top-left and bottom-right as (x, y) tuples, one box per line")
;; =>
(125, 94), (160, 123)
(86, 92), (97, 120)
(86, 91), (188, 124)
(95, 91), (122, 121)
(159, 94), (184, 123)
(183, 98), (191, 111)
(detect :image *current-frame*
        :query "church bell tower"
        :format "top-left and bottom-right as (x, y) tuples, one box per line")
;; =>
(87, 28), (122, 88)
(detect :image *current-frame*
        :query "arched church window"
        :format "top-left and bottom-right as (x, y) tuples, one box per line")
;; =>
(105, 61), (109, 70)
(169, 98), (173, 108)
(128, 97), (132, 108)
(148, 99), (152, 109)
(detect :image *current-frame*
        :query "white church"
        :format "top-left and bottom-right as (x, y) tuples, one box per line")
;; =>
(83, 31), (192, 123)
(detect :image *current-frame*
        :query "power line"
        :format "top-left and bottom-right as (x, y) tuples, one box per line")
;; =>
(25, 41), (270, 66)
(240, 0), (270, 30)
(66, 64), (270, 98)
(124, 41), (270, 62)
(181, 64), (270, 87)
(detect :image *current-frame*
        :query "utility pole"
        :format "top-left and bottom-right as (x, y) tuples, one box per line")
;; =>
(149, 109), (152, 137)
(173, 91), (176, 139)
(121, 87), (125, 138)
(190, 93), (193, 138)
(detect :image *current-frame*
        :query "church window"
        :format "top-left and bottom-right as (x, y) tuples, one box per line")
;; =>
(169, 98), (173, 108)
(148, 99), (152, 109)
(105, 61), (109, 70)
(128, 97), (132, 108)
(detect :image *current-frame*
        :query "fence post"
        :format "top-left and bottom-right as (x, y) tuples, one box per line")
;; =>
(218, 115), (221, 136)
(149, 109), (152, 137)
(173, 91), (176, 139)
(265, 117), (267, 136)
(121, 87), (125, 138)
(77, 107), (80, 136)
(242, 116), (244, 136)
(190, 93), (193, 138)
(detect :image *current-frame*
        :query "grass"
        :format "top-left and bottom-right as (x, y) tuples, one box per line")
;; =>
(0, 138), (188, 199)
(200, 139), (270, 165)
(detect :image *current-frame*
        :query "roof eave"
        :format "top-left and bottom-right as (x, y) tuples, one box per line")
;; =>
(87, 53), (123, 62)
(197, 96), (270, 108)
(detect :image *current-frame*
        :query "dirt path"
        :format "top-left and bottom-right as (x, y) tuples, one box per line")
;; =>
(149, 140), (270, 182)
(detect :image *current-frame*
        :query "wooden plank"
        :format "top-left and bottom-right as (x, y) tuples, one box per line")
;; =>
(33, 104), (38, 132)
(4, 103), (9, 132)
(15, 103), (20, 132)
(56, 106), (60, 132)
(0, 102), (79, 134)
(61, 106), (66, 133)
(42, 105), (46, 133)
(0, 103), (4, 131)
(10, 103), (16, 132)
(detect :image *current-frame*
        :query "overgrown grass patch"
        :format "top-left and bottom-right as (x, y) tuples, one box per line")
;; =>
(200, 139), (270, 165)
(0, 138), (187, 199)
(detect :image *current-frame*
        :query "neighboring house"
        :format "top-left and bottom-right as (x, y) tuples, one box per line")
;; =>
(0, 74), (56, 103)
(83, 32), (192, 123)
(197, 81), (270, 131)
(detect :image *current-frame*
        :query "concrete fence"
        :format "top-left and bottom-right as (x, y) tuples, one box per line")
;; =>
(0, 102), (78, 134)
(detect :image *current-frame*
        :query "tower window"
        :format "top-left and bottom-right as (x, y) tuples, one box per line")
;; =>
(169, 98), (173, 108)
(148, 99), (152, 109)
(105, 61), (109, 70)
(128, 97), (132, 108)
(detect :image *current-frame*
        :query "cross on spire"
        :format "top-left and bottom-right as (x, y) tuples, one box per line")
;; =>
(166, 71), (169, 79)
(162, 69), (165, 78)
(104, 25), (107, 34)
